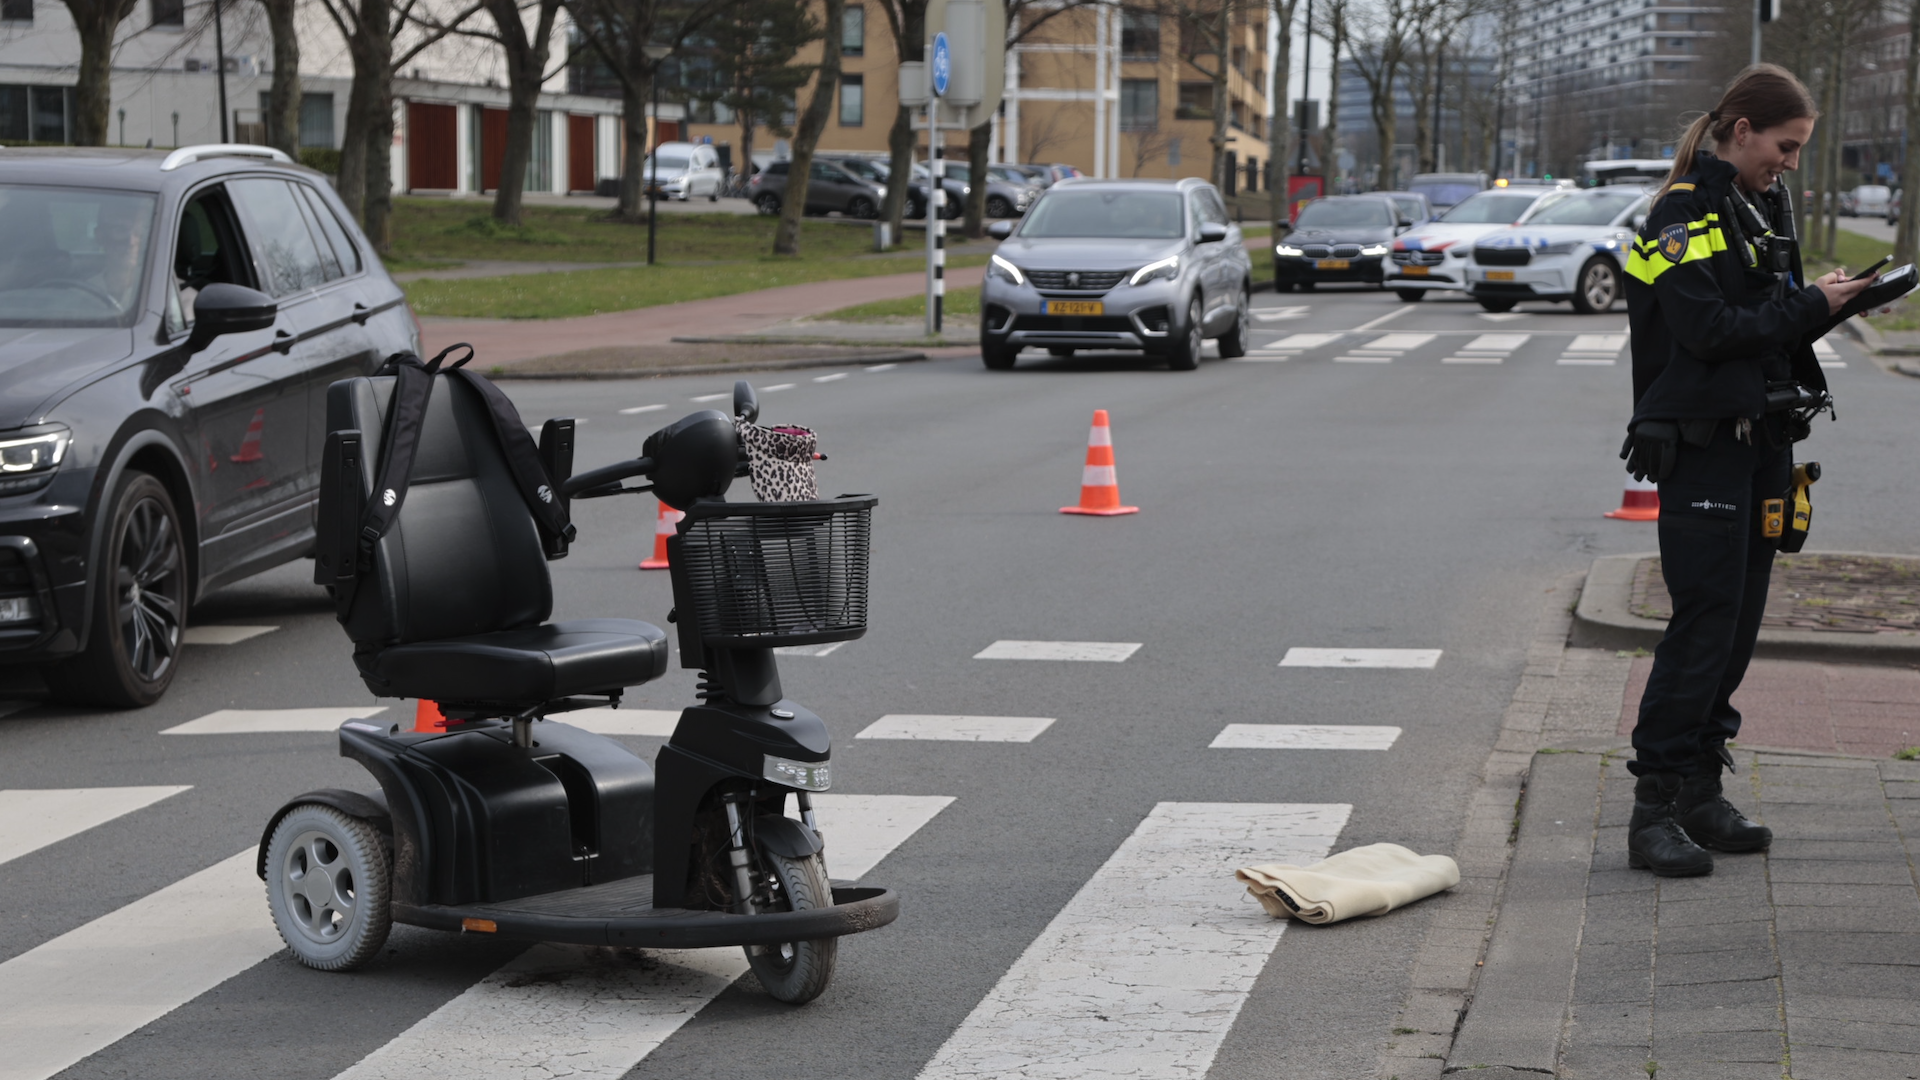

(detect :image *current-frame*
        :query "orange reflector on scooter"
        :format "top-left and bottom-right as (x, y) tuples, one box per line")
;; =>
(462, 918), (497, 933)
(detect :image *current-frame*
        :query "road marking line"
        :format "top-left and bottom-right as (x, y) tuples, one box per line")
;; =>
(1819, 360), (1846, 368)
(1210, 724), (1402, 750)
(1348, 307), (1412, 333)
(0, 787), (192, 868)
(864, 363), (898, 372)
(813, 372), (850, 382)
(1478, 312), (1526, 322)
(1812, 339), (1839, 358)
(1463, 333), (1530, 352)
(1333, 354), (1395, 363)
(1231, 356), (1293, 362)
(328, 795), (951, 1080)
(690, 392), (729, 402)
(567, 710), (681, 737)
(774, 640), (847, 656)
(1366, 332), (1436, 351)
(181, 625), (277, 645)
(1567, 333), (1628, 352)
(913, 802), (1350, 1080)
(974, 640), (1141, 662)
(1251, 306), (1310, 321)
(0, 848), (284, 1080)
(856, 715), (1056, 742)
(1280, 647), (1442, 668)
(1443, 354), (1505, 364)
(160, 707), (390, 734)
(619, 404), (667, 414)
(1263, 332), (1344, 350)
(761, 383), (795, 391)
(1556, 356), (1616, 366)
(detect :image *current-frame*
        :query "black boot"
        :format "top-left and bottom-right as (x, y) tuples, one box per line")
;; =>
(1676, 751), (1772, 852)
(1628, 772), (1714, 877)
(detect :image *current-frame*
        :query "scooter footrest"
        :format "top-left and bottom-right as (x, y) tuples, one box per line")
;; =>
(392, 883), (898, 950)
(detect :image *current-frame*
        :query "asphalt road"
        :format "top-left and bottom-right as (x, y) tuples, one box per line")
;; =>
(4, 285), (1916, 1080)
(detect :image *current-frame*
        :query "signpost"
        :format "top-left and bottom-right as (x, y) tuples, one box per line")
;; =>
(926, 32), (951, 336)
(911, 0), (1002, 336)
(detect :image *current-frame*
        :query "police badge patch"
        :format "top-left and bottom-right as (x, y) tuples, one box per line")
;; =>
(1658, 222), (1690, 264)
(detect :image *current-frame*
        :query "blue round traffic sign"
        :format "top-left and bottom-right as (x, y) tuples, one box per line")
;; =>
(931, 33), (951, 97)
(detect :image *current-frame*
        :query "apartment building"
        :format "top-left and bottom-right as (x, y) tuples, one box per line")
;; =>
(680, 0), (1271, 191)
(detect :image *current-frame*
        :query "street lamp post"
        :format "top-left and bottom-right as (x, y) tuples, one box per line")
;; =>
(643, 44), (673, 267)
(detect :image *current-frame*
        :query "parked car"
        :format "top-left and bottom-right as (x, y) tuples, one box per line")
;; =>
(1376, 190), (1437, 229)
(641, 141), (724, 201)
(1032, 163), (1084, 185)
(1843, 184), (1892, 218)
(1406, 171), (1488, 211)
(1465, 186), (1651, 314)
(979, 178), (1252, 370)
(1273, 194), (1409, 290)
(0, 144), (415, 706)
(1004, 164), (1056, 189)
(1582, 159), (1673, 187)
(1385, 185), (1573, 301)
(823, 157), (963, 219)
(933, 161), (1035, 217)
(747, 158), (888, 218)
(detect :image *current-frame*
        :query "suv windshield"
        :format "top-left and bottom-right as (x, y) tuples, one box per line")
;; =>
(0, 186), (156, 327)
(1020, 189), (1185, 238)
(1440, 191), (1547, 224)
(1293, 199), (1393, 228)
(1409, 182), (1480, 207)
(1526, 191), (1643, 226)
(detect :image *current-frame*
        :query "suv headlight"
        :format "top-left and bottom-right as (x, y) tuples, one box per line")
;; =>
(1130, 255), (1179, 285)
(1276, 244), (1305, 257)
(1360, 244), (1389, 257)
(1538, 240), (1580, 256)
(989, 254), (1025, 285)
(0, 428), (69, 495)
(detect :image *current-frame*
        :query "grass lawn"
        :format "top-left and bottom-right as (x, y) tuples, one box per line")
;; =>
(817, 285), (983, 321)
(1820, 226), (1919, 331)
(407, 255), (988, 319)
(389, 198), (896, 264)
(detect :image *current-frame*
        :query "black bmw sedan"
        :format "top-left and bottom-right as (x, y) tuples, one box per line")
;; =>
(0, 146), (416, 706)
(1273, 194), (1409, 290)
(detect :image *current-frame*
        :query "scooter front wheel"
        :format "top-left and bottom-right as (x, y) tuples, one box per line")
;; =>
(265, 804), (393, 971)
(747, 848), (837, 1004)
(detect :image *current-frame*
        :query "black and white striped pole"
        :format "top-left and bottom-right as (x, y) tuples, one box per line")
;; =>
(927, 31), (952, 337)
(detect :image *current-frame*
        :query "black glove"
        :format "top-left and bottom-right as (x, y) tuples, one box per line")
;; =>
(1620, 420), (1680, 482)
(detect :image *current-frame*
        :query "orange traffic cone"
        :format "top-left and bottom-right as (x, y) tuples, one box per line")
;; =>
(1061, 410), (1139, 516)
(413, 699), (447, 731)
(230, 408), (266, 463)
(640, 499), (685, 569)
(1605, 475), (1660, 521)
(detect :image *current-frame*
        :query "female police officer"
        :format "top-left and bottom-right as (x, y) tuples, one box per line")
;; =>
(1619, 64), (1878, 877)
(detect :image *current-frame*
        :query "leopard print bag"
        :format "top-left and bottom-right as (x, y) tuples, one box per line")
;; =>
(736, 420), (819, 502)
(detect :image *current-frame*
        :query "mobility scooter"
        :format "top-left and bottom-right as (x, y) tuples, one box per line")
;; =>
(258, 352), (889, 1004)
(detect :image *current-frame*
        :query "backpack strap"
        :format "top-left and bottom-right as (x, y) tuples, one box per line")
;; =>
(440, 349), (575, 552)
(355, 347), (449, 573)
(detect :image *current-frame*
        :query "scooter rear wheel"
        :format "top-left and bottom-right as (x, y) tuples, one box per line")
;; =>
(265, 804), (393, 971)
(747, 848), (837, 1004)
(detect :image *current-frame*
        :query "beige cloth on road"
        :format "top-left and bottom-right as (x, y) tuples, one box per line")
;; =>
(1236, 843), (1460, 925)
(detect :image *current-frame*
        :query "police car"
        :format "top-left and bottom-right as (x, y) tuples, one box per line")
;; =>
(1464, 186), (1652, 314)
(1385, 184), (1572, 301)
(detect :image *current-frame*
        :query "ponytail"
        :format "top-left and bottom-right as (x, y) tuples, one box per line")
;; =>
(1653, 63), (1818, 206)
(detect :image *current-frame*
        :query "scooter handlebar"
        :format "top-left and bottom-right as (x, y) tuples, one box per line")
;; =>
(559, 456), (654, 497)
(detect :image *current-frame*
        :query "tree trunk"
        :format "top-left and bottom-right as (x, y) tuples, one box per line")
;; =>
(264, 0), (302, 158)
(1821, 31), (1846, 260)
(618, 75), (649, 219)
(1268, 0), (1295, 230)
(337, 46), (380, 223)
(1322, 13), (1341, 184)
(488, 0), (560, 228)
(63, 0), (133, 145)
(738, 109), (756, 209)
(773, 0), (845, 254)
(884, 104), (913, 238)
(1410, 48), (1433, 175)
(1209, 0), (1233, 189)
(1370, 82), (1395, 190)
(364, 83), (396, 253)
(964, 120), (989, 238)
(1899, 0), (1920, 264)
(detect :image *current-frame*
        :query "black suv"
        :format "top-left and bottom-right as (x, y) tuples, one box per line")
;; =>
(0, 145), (415, 706)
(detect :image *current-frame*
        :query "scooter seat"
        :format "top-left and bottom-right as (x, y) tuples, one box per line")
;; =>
(357, 618), (670, 704)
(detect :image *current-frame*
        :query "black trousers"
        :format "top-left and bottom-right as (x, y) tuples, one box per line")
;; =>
(1630, 421), (1792, 777)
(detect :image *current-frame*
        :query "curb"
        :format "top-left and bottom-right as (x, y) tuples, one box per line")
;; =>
(1843, 315), (1920, 375)
(489, 349), (931, 381)
(1571, 552), (1920, 663)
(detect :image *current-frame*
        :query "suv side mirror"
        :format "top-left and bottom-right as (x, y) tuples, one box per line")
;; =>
(1198, 222), (1229, 243)
(987, 220), (1014, 240)
(186, 283), (276, 356)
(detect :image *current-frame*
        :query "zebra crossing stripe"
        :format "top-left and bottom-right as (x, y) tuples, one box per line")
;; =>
(160, 707), (390, 734)
(974, 640), (1141, 662)
(0, 786), (192, 868)
(1209, 724), (1401, 750)
(1280, 647), (1442, 668)
(0, 848), (282, 1080)
(329, 794), (952, 1080)
(913, 802), (1350, 1080)
(856, 715), (1057, 742)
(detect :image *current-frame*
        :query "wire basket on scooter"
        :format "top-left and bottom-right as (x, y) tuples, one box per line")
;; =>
(672, 496), (876, 647)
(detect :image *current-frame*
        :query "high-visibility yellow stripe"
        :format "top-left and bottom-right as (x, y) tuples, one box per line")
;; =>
(1669, 183), (1696, 192)
(1626, 225), (1724, 284)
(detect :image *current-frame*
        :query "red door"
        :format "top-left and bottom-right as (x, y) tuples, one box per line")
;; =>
(568, 114), (596, 193)
(407, 102), (458, 191)
(480, 107), (510, 192)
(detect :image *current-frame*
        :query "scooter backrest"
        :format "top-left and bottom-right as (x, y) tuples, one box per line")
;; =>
(325, 373), (554, 646)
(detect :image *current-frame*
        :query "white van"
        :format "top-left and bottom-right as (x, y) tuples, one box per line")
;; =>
(643, 142), (724, 201)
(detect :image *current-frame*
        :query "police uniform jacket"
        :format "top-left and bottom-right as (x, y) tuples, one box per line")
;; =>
(1623, 153), (1829, 427)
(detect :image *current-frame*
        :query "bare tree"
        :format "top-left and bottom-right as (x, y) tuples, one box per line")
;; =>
(1174, 0), (1237, 188)
(263, 0), (302, 158)
(61, 0), (139, 144)
(1900, 0), (1920, 263)
(1345, 0), (1407, 189)
(1130, 126), (1178, 176)
(771, 0), (843, 254)
(963, 0), (1101, 238)
(875, 0), (931, 238)
(1266, 0), (1305, 228)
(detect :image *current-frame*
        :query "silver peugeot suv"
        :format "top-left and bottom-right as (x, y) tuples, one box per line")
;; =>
(979, 177), (1252, 371)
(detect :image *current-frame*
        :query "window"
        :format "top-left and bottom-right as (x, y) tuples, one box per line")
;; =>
(1120, 79), (1158, 131)
(0, 0), (30, 24)
(1176, 82), (1212, 120)
(150, 0), (182, 26)
(299, 92), (334, 148)
(1121, 10), (1158, 60)
(295, 184), (361, 276)
(0, 185), (156, 327)
(227, 179), (329, 297)
(842, 5), (864, 56)
(525, 109), (552, 192)
(839, 74), (864, 127)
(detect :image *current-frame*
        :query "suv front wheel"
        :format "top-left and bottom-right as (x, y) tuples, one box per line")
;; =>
(1168, 296), (1204, 371)
(44, 471), (186, 707)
